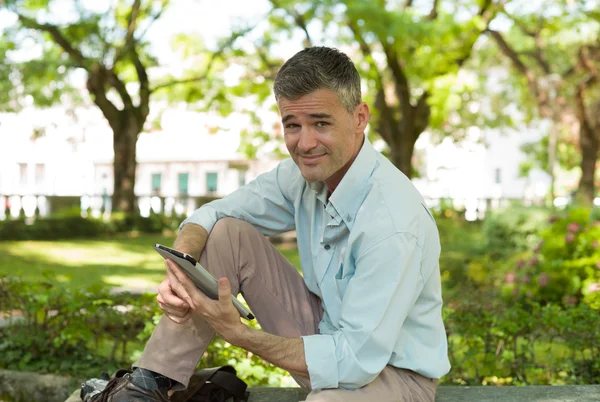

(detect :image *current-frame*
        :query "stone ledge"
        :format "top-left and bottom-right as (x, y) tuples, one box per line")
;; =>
(63, 384), (600, 402)
(1, 370), (599, 402)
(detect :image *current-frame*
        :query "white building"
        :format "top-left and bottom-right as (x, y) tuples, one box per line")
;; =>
(0, 103), (564, 221)
(0, 106), (280, 218)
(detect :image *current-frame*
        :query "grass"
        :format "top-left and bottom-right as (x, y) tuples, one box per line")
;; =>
(0, 233), (301, 290)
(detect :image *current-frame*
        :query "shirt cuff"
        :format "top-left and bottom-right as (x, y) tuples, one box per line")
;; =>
(179, 205), (219, 233)
(302, 334), (339, 390)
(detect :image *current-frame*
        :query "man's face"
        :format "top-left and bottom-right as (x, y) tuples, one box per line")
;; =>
(278, 88), (369, 187)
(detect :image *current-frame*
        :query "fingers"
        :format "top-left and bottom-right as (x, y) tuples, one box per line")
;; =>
(165, 259), (205, 310)
(217, 278), (232, 307)
(157, 277), (190, 310)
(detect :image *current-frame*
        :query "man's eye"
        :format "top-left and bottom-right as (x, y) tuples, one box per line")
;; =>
(316, 121), (329, 127)
(284, 124), (299, 129)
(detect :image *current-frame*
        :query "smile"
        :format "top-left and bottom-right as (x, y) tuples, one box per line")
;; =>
(300, 154), (326, 164)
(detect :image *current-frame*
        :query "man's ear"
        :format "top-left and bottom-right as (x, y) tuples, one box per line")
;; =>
(354, 102), (370, 134)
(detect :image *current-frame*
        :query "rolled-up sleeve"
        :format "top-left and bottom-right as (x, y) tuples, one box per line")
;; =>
(302, 232), (424, 390)
(180, 160), (297, 235)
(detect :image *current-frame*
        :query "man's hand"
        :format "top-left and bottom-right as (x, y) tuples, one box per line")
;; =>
(157, 262), (192, 324)
(164, 259), (245, 341)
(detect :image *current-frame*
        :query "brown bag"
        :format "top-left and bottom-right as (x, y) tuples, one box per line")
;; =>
(170, 366), (249, 402)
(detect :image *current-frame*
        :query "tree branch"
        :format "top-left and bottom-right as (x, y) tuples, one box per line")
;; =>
(107, 70), (135, 110)
(151, 26), (253, 93)
(372, 28), (412, 121)
(131, 48), (150, 124)
(113, 0), (142, 65)
(271, 0), (312, 47)
(414, 92), (430, 134)
(487, 28), (554, 117)
(16, 14), (89, 69)
(574, 77), (595, 139)
(347, 19), (394, 145)
(523, 50), (551, 75)
(579, 46), (599, 78)
(404, 0), (414, 9)
(86, 64), (120, 128)
(505, 13), (552, 75)
(136, 1), (168, 42)
(487, 30), (533, 84)
(426, 0), (439, 20)
(150, 76), (207, 92)
(453, 0), (497, 67)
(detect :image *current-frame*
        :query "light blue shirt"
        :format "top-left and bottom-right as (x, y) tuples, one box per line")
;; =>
(181, 138), (450, 390)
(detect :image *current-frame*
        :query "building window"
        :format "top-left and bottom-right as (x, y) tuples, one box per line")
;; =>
(178, 173), (189, 195)
(495, 168), (502, 184)
(151, 173), (162, 194)
(206, 172), (218, 193)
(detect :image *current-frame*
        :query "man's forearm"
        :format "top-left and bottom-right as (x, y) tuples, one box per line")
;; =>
(229, 325), (309, 378)
(173, 223), (209, 261)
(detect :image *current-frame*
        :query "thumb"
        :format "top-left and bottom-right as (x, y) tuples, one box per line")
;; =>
(217, 277), (231, 305)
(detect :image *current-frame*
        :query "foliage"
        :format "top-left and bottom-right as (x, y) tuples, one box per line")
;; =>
(0, 210), (186, 240)
(0, 276), (156, 378)
(0, 275), (292, 386)
(498, 207), (600, 307)
(481, 0), (600, 203)
(444, 289), (600, 385)
(481, 205), (552, 258)
(2, 204), (600, 386)
(519, 131), (581, 177)
(1, 272), (598, 386)
(1, 0), (237, 212)
(221, 0), (504, 175)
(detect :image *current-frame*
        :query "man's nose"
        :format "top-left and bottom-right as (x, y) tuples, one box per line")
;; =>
(297, 128), (318, 153)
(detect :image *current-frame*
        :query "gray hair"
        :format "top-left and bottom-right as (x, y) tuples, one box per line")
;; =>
(273, 46), (361, 113)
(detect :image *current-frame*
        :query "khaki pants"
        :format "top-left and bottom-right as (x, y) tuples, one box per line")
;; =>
(135, 218), (436, 401)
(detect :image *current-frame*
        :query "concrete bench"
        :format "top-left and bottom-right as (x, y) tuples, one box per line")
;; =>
(1, 370), (599, 402)
(62, 384), (600, 402)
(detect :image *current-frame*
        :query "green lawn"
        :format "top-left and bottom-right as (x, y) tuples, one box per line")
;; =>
(0, 234), (300, 290)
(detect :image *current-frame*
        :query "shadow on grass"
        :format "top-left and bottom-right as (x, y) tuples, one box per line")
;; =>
(0, 234), (177, 290)
(0, 233), (302, 289)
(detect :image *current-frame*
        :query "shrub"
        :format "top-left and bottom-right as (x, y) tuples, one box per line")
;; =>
(0, 276), (157, 378)
(444, 288), (600, 385)
(0, 276), (290, 386)
(482, 205), (552, 259)
(0, 211), (187, 240)
(499, 207), (600, 307)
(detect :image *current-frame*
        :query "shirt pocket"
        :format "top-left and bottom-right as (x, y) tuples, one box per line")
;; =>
(335, 263), (355, 297)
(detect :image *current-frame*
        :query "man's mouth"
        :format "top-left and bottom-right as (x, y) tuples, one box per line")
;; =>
(299, 154), (326, 164)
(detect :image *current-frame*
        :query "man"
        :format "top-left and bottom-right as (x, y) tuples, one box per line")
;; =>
(93, 46), (450, 402)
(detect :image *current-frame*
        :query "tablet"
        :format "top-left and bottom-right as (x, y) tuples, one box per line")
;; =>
(153, 244), (254, 320)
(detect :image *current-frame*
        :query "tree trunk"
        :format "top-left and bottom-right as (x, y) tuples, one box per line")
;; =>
(389, 134), (417, 179)
(575, 123), (599, 206)
(111, 112), (140, 214)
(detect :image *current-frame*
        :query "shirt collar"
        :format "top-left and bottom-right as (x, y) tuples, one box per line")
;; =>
(308, 136), (379, 230)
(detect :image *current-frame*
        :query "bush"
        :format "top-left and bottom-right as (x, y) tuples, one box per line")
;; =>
(0, 276), (157, 378)
(482, 206), (552, 259)
(0, 211), (188, 240)
(444, 288), (600, 385)
(498, 207), (600, 307)
(0, 276), (291, 386)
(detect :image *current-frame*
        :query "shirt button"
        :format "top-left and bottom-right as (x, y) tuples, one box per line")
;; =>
(347, 214), (353, 222)
(324, 244), (331, 250)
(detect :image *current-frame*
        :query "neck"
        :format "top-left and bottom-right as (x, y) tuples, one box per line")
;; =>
(324, 135), (364, 193)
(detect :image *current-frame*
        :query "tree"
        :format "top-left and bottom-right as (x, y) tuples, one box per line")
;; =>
(1, 0), (231, 213)
(486, 0), (600, 205)
(227, 0), (505, 178)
